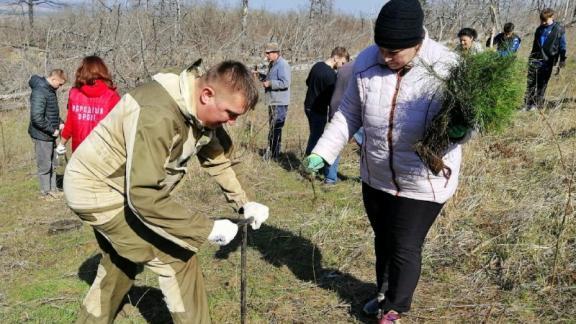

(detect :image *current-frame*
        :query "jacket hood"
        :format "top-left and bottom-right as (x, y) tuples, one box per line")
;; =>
(152, 68), (203, 128)
(29, 75), (52, 91)
(79, 79), (109, 98)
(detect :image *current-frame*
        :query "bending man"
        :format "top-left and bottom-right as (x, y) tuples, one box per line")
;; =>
(65, 61), (269, 323)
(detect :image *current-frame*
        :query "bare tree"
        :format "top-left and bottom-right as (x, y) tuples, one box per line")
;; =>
(12, 0), (65, 29)
(308, 0), (333, 20)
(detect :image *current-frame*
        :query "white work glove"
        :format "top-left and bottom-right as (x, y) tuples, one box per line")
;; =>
(56, 143), (66, 155)
(52, 129), (60, 137)
(207, 219), (238, 246)
(242, 202), (269, 230)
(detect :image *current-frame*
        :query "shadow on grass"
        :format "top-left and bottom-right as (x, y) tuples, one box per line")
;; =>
(257, 148), (302, 172)
(77, 254), (173, 324)
(257, 148), (361, 183)
(558, 127), (576, 139)
(215, 223), (376, 323)
(545, 97), (576, 109)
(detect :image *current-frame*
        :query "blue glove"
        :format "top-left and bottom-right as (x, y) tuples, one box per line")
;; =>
(302, 154), (325, 174)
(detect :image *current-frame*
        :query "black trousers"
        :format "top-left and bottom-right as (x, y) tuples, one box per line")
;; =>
(362, 183), (444, 313)
(525, 59), (554, 107)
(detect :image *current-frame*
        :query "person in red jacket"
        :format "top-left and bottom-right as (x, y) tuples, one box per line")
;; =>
(57, 56), (120, 153)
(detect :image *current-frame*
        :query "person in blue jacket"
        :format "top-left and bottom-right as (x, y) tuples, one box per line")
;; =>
(486, 22), (521, 56)
(524, 8), (567, 111)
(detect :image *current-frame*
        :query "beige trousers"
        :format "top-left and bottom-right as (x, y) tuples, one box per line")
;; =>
(75, 207), (210, 324)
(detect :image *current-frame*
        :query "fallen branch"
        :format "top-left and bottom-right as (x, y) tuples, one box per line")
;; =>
(0, 91), (30, 100)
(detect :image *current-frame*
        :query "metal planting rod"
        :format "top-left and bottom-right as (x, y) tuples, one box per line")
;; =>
(209, 215), (254, 323)
(240, 216), (253, 324)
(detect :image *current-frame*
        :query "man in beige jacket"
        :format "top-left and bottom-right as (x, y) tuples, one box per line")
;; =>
(65, 60), (269, 323)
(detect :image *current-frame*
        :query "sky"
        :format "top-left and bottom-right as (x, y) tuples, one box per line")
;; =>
(0, 0), (385, 18)
(219, 0), (384, 17)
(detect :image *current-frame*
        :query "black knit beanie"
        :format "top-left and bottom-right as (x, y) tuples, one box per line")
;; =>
(374, 0), (425, 50)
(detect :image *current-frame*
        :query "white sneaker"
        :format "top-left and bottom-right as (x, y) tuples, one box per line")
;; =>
(525, 104), (537, 112)
(363, 293), (385, 315)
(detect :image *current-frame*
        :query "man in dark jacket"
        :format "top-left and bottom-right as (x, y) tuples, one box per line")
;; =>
(525, 8), (567, 111)
(28, 69), (66, 199)
(304, 46), (349, 184)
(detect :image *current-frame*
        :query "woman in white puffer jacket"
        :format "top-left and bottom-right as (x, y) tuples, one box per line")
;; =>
(304, 0), (463, 322)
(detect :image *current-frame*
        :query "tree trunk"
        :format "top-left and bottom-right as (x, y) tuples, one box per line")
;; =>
(241, 0), (248, 34)
(28, 1), (34, 29)
(562, 0), (571, 22)
(174, 0), (181, 42)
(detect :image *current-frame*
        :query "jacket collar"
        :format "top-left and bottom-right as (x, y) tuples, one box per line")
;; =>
(152, 69), (204, 129)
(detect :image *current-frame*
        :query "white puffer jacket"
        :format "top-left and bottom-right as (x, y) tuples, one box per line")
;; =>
(313, 36), (461, 203)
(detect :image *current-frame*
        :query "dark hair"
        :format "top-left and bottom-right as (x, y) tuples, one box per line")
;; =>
(74, 55), (114, 89)
(203, 61), (259, 111)
(503, 22), (514, 33)
(330, 46), (350, 61)
(457, 27), (478, 40)
(540, 8), (555, 21)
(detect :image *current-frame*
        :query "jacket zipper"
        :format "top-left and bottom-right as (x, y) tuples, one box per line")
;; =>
(387, 70), (404, 194)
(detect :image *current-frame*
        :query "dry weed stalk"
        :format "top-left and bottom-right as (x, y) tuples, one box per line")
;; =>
(536, 100), (575, 286)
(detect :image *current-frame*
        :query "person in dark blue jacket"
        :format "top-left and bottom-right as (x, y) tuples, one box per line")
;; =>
(525, 8), (567, 111)
(28, 69), (67, 199)
(486, 22), (521, 56)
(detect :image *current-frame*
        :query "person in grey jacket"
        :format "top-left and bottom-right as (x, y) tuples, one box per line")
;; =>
(261, 42), (291, 160)
(28, 69), (67, 199)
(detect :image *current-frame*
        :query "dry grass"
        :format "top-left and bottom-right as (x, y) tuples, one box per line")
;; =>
(1, 36), (576, 324)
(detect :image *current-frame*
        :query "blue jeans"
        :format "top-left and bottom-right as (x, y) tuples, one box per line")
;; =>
(353, 127), (364, 146)
(324, 156), (340, 184)
(305, 109), (339, 183)
(268, 105), (288, 159)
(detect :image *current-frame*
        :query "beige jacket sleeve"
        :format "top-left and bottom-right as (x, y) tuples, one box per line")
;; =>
(197, 127), (249, 210)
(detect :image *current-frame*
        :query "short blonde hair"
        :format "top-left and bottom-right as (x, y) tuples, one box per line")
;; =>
(49, 69), (67, 82)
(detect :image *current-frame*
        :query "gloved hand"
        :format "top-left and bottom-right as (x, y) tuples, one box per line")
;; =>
(447, 124), (468, 140)
(448, 124), (476, 144)
(302, 154), (325, 174)
(52, 129), (60, 137)
(207, 219), (238, 246)
(456, 128), (476, 144)
(59, 123), (65, 131)
(56, 143), (66, 155)
(242, 202), (269, 230)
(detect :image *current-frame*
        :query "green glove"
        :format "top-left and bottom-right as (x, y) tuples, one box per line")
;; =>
(302, 154), (325, 174)
(447, 124), (468, 140)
